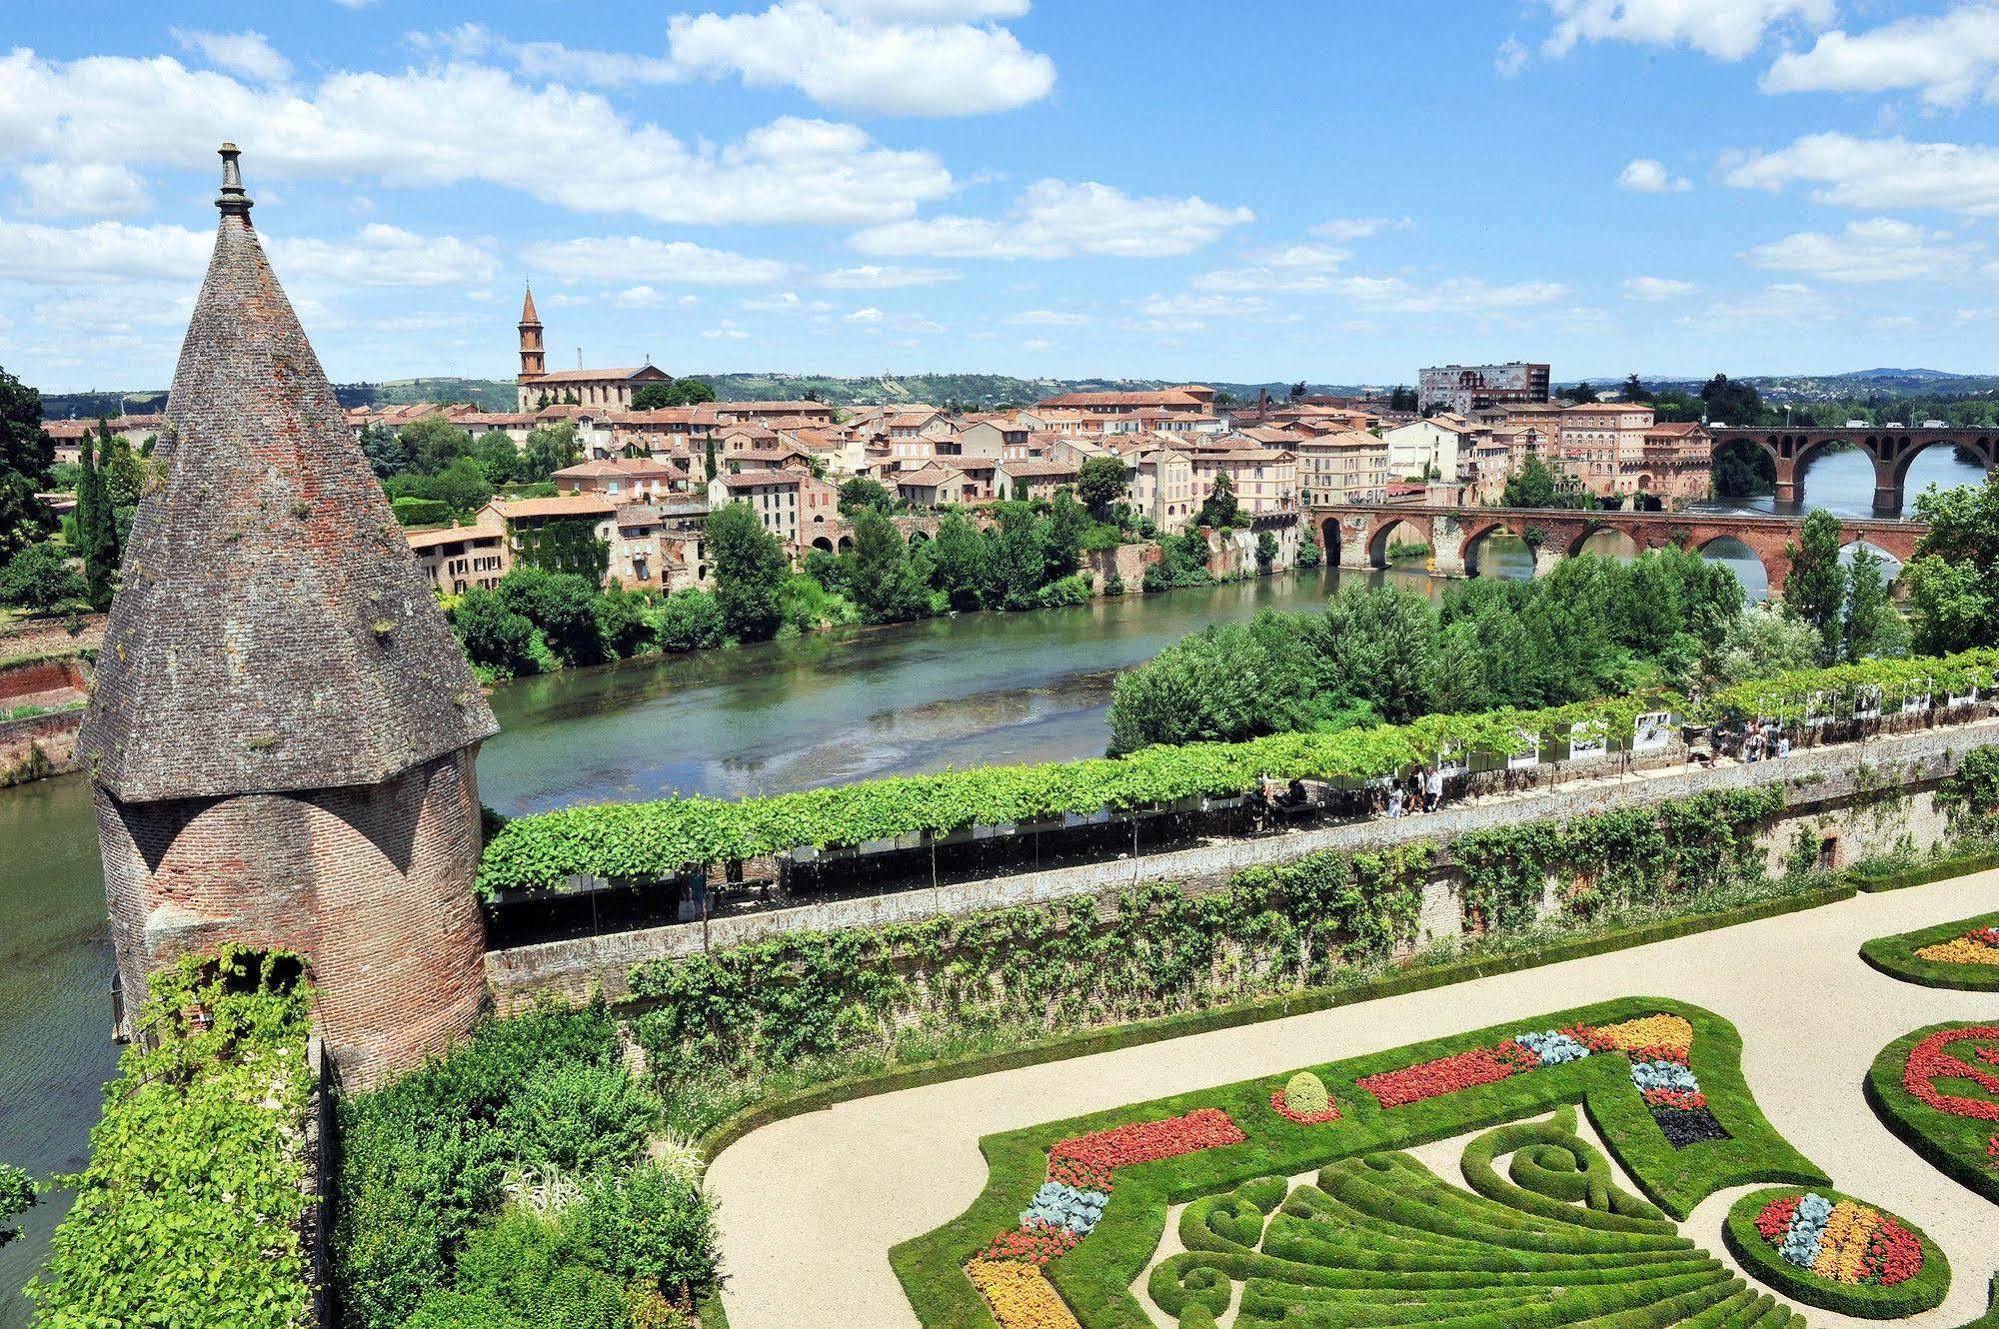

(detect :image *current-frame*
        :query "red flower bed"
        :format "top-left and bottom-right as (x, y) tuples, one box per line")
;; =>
(1270, 1089), (1342, 1125)
(1623, 1044), (1689, 1066)
(1755, 1195), (1800, 1240)
(1357, 1040), (1541, 1108)
(1046, 1107), (1245, 1192)
(980, 1221), (1077, 1266)
(1902, 1025), (1999, 1122)
(1870, 1219), (1923, 1286)
(1642, 1088), (1708, 1112)
(1973, 927), (1999, 947)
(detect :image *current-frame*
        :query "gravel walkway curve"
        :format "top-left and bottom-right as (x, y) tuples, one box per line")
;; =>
(707, 871), (1999, 1328)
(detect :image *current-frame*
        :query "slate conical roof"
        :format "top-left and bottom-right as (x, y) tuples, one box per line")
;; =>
(79, 145), (498, 803)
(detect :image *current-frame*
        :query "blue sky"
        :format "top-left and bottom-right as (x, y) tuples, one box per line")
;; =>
(4, 1), (1999, 394)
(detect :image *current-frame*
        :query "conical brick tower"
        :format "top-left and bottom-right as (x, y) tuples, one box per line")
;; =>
(77, 144), (498, 1082)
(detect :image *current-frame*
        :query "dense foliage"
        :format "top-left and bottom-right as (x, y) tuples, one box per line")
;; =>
(335, 1000), (718, 1329)
(0, 1161), (32, 1248)
(1904, 469), (1999, 655)
(629, 378), (717, 410)
(0, 540), (86, 614)
(0, 365), (54, 560)
(1781, 509), (1905, 664)
(480, 644), (1996, 894)
(1110, 552), (1740, 752)
(705, 501), (788, 642)
(27, 946), (315, 1329)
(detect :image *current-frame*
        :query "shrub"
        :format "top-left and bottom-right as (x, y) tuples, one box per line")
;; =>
(1282, 1071), (1329, 1116)
(0, 1162), (34, 1247)
(26, 947), (314, 1329)
(0, 540), (86, 614)
(655, 590), (725, 653)
(1036, 573), (1091, 608)
(392, 495), (451, 527)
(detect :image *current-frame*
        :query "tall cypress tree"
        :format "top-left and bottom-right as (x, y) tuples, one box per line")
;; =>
(78, 422), (120, 609)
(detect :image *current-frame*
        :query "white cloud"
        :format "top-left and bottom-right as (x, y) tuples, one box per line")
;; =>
(740, 291), (834, 312)
(1188, 263), (1568, 313)
(667, 1), (1054, 115)
(843, 306), (886, 322)
(1539, 0), (1835, 61)
(170, 28), (292, 82)
(850, 179), (1253, 259)
(613, 285), (705, 308)
(1742, 217), (1991, 283)
(417, 2), (1053, 116)
(1617, 157), (1692, 192)
(1004, 308), (1089, 325)
(15, 162), (150, 218)
(1495, 35), (1531, 75)
(1138, 293), (1282, 320)
(816, 263), (960, 288)
(1692, 281), (1835, 323)
(701, 320), (751, 340)
(0, 50), (956, 227)
(1623, 275), (1698, 300)
(275, 224), (500, 287)
(522, 236), (790, 285)
(1309, 216), (1409, 242)
(0, 217), (497, 288)
(1762, 6), (1999, 108)
(1255, 243), (1351, 269)
(1724, 133), (1999, 215)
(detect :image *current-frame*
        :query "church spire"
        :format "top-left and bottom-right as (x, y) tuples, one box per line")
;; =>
(519, 281), (540, 327)
(517, 280), (546, 385)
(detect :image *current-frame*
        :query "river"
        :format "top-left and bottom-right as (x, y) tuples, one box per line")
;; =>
(0, 443), (1984, 1321)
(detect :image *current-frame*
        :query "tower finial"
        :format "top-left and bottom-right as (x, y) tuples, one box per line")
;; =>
(216, 142), (253, 218)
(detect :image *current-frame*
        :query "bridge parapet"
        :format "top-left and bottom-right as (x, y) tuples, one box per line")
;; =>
(1709, 426), (1995, 514)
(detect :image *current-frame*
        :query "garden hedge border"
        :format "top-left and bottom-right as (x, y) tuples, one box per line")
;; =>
(1861, 907), (1999, 990)
(1865, 1023), (1999, 1206)
(1851, 844), (1999, 896)
(1721, 1185), (1950, 1318)
(888, 998), (1823, 1329)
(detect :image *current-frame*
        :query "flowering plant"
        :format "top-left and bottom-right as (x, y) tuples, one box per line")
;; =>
(1357, 1041), (1540, 1107)
(1754, 1191), (1922, 1287)
(966, 1258), (1083, 1329)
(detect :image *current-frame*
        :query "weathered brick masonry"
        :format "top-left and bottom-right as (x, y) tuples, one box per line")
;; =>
(77, 146), (498, 1083)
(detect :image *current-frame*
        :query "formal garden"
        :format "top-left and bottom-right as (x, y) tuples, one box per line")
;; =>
(893, 999), (1973, 1329)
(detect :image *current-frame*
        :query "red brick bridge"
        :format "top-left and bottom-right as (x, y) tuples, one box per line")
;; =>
(1311, 503), (1928, 592)
(1709, 425), (1994, 515)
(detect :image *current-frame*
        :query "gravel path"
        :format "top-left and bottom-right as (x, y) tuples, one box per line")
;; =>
(707, 871), (1999, 1328)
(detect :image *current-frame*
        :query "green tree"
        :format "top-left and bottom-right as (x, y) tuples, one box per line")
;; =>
(1842, 545), (1906, 661)
(846, 509), (927, 624)
(594, 588), (656, 658)
(453, 587), (538, 675)
(76, 427), (119, 609)
(984, 502), (1048, 611)
(1042, 491), (1088, 584)
(926, 511), (988, 610)
(1256, 529), (1278, 570)
(1388, 385), (1418, 413)
(1704, 603), (1820, 687)
(472, 431), (522, 486)
(1622, 373), (1650, 404)
(0, 367), (55, 559)
(1902, 469), (1999, 654)
(1711, 441), (1776, 498)
(837, 476), (895, 515)
(497, 566), (608, 666)
(1699, 373), (1764, 426)
(1566, 381), (1600, 404)
(1196, 472), (1240, 528)
(1502, 455), (1562, 508)
(0, 541), (86, 614)
(703, 435), (717, 484)
(1782, 509), (1847, 665)
(359, 422), (410, 480)
(422, 458), (495, 517)
(0, 1162), (33, 1249)
(400, 414), (472, 476)
(520, 423), (580, 483)
(1075, 455), (1130, 522)
(655, 589), (725, 652)
(705, 501), (787, 641)
(631, 378), (718, 409)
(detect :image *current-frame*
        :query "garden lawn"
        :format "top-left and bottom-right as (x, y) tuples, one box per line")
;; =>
(891, 998), (1821, 1329)
(1861, 910), (1999, 991)
(1867, 1022), (1999, 1207)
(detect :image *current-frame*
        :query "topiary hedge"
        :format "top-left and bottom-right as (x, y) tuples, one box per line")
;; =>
(1865, 1022), (1999, 1206)
(890, 998), (1823, 1329)
(1861, 908), (1999, 990)
(1722, 1186), (1949, 1318)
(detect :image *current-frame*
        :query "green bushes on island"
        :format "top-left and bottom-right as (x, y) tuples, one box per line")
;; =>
(26, 947), (316, 1329)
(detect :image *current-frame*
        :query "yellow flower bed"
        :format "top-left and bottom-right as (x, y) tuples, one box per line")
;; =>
(1592, 1014), (1694, 1057)
(1915, 937), (1999, 967)
(967, 1258), (1083, 1329)
(1811, 1199), (1885, 1283)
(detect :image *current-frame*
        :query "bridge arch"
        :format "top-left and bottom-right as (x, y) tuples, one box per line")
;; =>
(1693, 534), (1775, 600)
(1883, 435), (1995, 515)
(1367, 515), (1430, 570)
(1319, 516), (1342, 566)
(810, 536), (834, 554)
(1457, 518), (1510, 577)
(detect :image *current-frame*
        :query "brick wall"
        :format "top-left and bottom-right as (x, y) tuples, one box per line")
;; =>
(99, 746), (488, 1084)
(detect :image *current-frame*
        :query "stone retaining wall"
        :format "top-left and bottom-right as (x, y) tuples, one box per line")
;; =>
(484, 716), (1992, 1008)
(0, 706), (84, 786)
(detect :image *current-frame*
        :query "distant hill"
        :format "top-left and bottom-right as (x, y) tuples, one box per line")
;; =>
(44, 367), (1999, 424)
